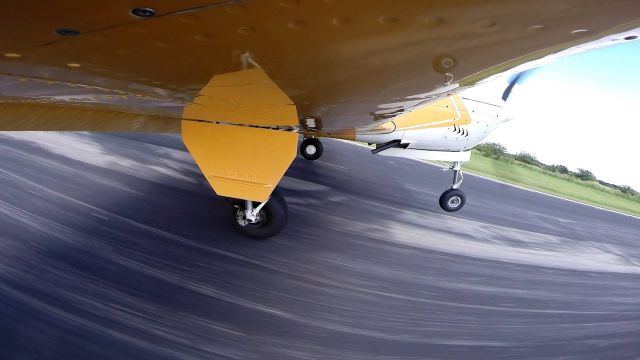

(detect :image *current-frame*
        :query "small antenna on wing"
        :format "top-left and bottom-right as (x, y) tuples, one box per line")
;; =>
(444, 72), (454, 86)
(240, 52), (261, 70)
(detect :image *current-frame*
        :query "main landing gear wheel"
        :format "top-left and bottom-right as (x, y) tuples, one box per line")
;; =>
(439, 160), (466, 212)
(300, 138), (323, 161)
(228, 189), (288, 239)
(439, 188), (466, 212)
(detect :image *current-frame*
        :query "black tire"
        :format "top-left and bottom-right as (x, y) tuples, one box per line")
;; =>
(229, 189), (288, 239)
(300, 138), (323, 161)
(439, 188), (466, 212)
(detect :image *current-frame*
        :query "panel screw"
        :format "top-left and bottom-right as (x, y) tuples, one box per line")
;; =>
(130, 7), (156, 18)
(433, 54), (458, 74)
(56, 28), (80, 36)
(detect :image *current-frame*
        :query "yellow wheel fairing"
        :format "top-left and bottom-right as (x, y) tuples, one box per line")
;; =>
(182, 121), (297, 202)
(181, 67), (299, 202)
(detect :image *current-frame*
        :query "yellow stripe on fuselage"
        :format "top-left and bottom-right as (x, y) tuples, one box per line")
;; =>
(310, 95), (471, 140)
(391, 95), (471, 131)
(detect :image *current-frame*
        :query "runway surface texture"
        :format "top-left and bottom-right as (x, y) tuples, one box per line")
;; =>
(0, 133), (639, 360)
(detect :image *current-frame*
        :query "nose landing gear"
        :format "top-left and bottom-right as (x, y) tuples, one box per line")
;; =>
(439, 161), (466, 212)
(300, 138), (323, 161)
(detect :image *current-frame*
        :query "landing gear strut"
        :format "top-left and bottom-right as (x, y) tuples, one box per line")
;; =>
(229, 188), (288, 239)
(300, 138), (323, 161)
(439, 161), (466, 212)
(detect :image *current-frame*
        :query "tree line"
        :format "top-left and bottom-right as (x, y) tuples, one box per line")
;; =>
(475, 142), (638, 196)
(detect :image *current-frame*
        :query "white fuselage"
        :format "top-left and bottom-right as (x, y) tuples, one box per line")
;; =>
(401, 97), (504, 151)
(355, 87), (506, 156)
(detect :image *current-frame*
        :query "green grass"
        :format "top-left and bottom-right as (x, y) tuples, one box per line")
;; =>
(464, 151), (640, 217)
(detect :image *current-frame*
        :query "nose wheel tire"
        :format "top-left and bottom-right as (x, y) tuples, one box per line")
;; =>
(229, 189), (288, 239)
(439, 188), (466, 212)
(300, 138), (323, 161)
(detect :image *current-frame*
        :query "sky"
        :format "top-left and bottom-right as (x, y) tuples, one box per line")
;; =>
(484, 39), (640, 191)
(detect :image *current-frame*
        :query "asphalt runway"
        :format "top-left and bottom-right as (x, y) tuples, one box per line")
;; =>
(0, 133), (639, 359)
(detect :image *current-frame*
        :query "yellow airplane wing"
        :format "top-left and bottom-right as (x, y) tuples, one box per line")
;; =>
(1, 0), (639, 237)
(2, 0), (640, 131)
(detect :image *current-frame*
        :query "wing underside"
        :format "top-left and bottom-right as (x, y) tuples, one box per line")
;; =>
(0, 0), (639, 131)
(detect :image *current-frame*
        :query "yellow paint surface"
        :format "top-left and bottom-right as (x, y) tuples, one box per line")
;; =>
(0, 1), (637, 130)
(180, 67), (299, 201)
(304, 128), (357, 140)
(184, 68), (298, 127)
(182, 121), (297, 202)
(316, 95), (472, 140)
(392, 95), (471, 131)
(0, 102), (180, 131)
